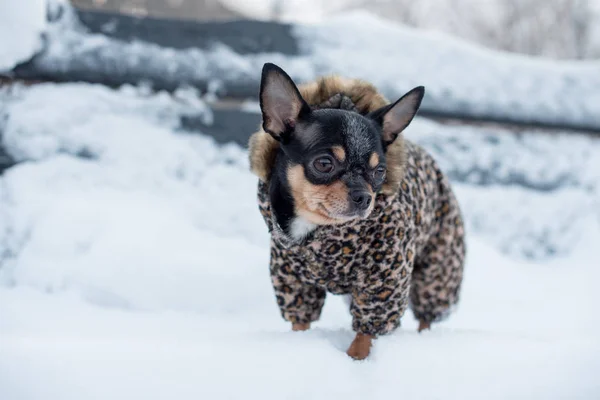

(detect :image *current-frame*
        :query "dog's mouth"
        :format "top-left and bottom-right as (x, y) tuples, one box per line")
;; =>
(318, 203), (373, 222)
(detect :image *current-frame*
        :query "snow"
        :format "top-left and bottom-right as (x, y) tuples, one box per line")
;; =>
(223, 0), (600, 60)
(405, 119), (600, 259)
(0, 0), (47, 72)
(296, 11), (600, 126)
(220, 0), (353, 23)
(25, 3), (600, 130)
(1, 82), (599, 399)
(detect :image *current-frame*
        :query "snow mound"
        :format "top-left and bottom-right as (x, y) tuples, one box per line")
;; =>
(0, 0), (47, 72)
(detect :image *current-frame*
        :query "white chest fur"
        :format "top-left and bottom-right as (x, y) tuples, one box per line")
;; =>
(290, 216), (317, 241)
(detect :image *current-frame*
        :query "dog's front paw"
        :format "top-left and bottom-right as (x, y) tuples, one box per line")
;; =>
(292, 322), (311, 331)
(418, 320), (431, 333)
(346, 333), (373, 360)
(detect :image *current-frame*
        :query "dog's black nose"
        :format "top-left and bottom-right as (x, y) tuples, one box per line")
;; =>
(350, 190), (371, 210)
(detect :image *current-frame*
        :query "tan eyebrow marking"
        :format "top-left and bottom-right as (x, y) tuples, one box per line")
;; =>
(369, 152), (380, 168)
(332, 146), (346, 162)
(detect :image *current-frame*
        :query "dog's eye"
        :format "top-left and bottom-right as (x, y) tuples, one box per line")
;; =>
(314, 157), (335, 173)
(374, 166), (386, 180)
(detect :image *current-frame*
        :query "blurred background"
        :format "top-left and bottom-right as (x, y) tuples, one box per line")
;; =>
(1, 1), (599, 398)
(72, 0), (600, 59)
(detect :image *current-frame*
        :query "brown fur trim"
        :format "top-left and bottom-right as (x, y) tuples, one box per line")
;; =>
(248, 75), (406, 194)
(248, 127), (278, 183)
(298, 76), (388, 113)
(381, 139), (406, 195)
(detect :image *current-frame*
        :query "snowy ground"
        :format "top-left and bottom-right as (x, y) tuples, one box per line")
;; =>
(0, 0), (46, 72)
(1, 82), (599, 399)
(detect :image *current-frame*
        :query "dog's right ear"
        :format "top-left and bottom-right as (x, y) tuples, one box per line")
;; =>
(259, 63), (310, 142)
(367, 86), (424, 147)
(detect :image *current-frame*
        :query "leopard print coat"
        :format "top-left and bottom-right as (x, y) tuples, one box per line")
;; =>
(250, 77), (465, 336)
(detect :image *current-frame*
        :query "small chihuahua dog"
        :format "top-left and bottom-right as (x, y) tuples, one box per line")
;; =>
(249, 63), (465, 360)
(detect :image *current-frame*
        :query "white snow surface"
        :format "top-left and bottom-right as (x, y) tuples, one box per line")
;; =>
(1, 83), (599, 399)
(0, 0), (47, 72)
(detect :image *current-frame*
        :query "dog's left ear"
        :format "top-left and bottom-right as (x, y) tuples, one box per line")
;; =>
(368, 86), (425, 146)
(259, 63), (310, 142)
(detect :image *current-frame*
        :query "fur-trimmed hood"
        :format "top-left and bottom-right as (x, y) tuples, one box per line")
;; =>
(248, 76), (406, 195)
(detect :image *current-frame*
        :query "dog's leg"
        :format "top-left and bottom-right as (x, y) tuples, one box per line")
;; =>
(410, 202), (465, 330)
(270, 254), (327, 331)
(346, 333), (374, 360)
(274, 281), (326, 331)
(292, 322), (311, 331)
(347, 258), (413, 360)
(417, 320), (431, 332)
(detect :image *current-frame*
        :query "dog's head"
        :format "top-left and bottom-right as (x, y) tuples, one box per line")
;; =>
(259, 63), (424, 233)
